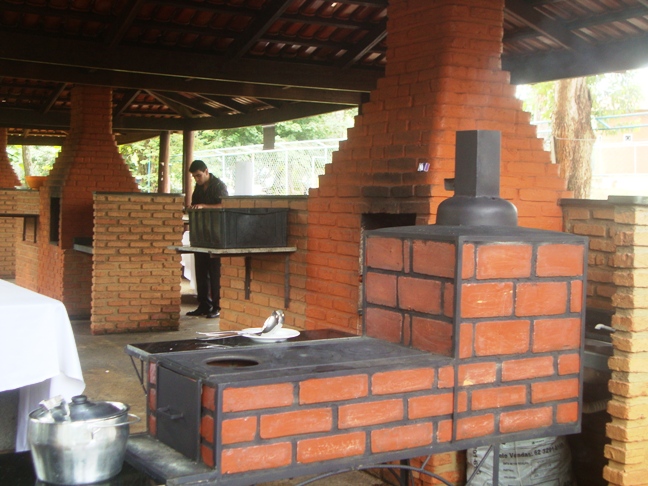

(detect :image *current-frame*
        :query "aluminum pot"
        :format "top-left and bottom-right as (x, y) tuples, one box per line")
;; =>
(27, 395), (139, 485)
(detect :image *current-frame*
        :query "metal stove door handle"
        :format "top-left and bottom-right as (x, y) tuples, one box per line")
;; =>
(157, 406), (184, 421)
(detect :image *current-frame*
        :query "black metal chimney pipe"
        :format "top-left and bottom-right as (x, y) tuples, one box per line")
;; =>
(436, 130), (518, 227)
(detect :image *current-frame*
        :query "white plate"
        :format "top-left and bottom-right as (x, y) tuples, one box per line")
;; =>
(241, 327), (300, 343)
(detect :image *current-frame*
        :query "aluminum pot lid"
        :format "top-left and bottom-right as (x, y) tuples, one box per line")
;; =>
(30, 395), (128, 423)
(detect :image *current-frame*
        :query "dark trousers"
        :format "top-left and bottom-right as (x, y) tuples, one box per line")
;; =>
(194, 253), (221, 311)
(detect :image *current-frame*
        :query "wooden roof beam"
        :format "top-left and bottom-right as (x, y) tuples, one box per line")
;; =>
(0, 31), (379, 91)
(227, 0), (293, 60)
(338, 19), (387, 68)
(113, 89), (141, 117)
(157, 91), (227, 118)
(0, 101), (350, 132)
(0, 59), (368, 104)
(505, 0), (592, 51)
(41, 83), (66, 114)
(505, 6), (648, 44)
(145, 90), (195, 118)
(504, 34), (648, 84)
(197, 94), (251, 114)
(105, 0), (146, 49)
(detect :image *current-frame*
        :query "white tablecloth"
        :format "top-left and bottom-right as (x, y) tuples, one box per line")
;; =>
(0, 279), (85, 451)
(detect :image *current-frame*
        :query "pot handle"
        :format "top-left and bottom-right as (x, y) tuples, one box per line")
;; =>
(89, 414), (141, 439)
(92, 413), (141, 429)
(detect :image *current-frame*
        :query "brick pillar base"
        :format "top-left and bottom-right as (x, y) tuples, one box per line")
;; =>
(91, 192), (183, 334)
(604, 204), (648, 485)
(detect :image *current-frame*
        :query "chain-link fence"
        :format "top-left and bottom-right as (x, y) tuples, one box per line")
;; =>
(172, 139), (342, 196)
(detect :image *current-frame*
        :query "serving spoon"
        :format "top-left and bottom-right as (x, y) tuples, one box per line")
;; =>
(197, 310), (284, 339)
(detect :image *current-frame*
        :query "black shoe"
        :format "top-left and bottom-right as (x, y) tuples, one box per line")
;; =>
(206, 309), (220, 319)
(187, 307), (209, 316)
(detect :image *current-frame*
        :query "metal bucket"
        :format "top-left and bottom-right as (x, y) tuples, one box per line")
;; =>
(27, 395), (139, 485)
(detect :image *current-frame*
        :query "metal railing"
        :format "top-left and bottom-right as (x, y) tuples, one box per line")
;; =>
(170, 139), (342, 196)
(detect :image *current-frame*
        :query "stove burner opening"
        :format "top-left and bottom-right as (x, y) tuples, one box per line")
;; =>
(205, 356), (260, 368)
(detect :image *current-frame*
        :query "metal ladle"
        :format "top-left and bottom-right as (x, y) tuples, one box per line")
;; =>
(197, 309), (285, 339)
(261, 310), (284, 335)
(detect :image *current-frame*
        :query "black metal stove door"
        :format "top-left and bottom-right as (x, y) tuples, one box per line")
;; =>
(156, 366), (201, 461)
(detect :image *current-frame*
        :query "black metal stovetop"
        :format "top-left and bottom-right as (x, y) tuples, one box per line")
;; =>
(126, 329), (356, 358)
(152, 336), (445, 385)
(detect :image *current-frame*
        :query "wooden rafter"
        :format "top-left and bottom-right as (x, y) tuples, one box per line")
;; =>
(113, 89), (141, 117)
(504, 34), (648, 84)
(197, 94), (250, 115)
(145, 90), (196, 118)
(505, 0), (592, 51)
(0, 31), (379, 92)
(105, 0), (147, 49)
(157, 92), (226, 118)
(41, 83), (66, 114)
(0, 59), (366, 105)
(227, 0), (294, 60)
(337, 19), (387, 68)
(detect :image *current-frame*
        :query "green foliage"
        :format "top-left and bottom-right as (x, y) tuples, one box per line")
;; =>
(8, 145), (59, 182)
(518, 81), (555, 121)
(6, 108), (357, 191)
(518, 70), (645, 121)
(587, 71), (644, 116)
(275, 110), (356, 141)
(118, 108), (357, 192)
(195, 126), (263, 149)
(118, 137), (160, 192)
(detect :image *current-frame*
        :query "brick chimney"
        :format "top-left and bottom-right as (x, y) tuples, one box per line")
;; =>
(37, 85), (138, 316)
(305, 0), (570, 335)
(0, 128), (20, 188)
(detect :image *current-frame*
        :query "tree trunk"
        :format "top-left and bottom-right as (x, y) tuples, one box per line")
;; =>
(552, 78), (596, 199)
(22, 145), (32, 177)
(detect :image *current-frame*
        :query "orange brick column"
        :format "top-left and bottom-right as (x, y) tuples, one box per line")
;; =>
(604, 203), (648, 485)
(33, 85), (138, 316)
(0, 129), (21, 278)
(91, 192), (184, 334)
(305, 0), (569, 336)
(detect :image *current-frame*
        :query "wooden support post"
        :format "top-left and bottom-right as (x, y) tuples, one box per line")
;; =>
(157, 131), (170, 193)
(183, 129), (194, 208)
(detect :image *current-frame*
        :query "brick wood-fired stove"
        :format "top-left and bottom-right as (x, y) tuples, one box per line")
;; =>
(126, 131), (587, 486)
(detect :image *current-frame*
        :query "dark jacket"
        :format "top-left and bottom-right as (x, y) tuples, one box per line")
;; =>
(191, 174), (228, 206)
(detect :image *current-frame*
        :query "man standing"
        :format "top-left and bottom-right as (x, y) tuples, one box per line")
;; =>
(187, 160), (228, 318)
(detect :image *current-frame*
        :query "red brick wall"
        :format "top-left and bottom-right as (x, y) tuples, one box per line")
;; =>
(0, 190), (19, 279)
(0, 216), (17, 279)
(0, 130), (22, 278)
(11, 190), (40, 288)
(0, 129), (20, 189)
(305, 0), (570, 337)
(562, 199), (617, 311)
(91, 192), (184, 334)
(218, 197), (308, 331)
